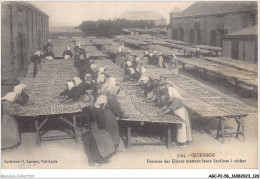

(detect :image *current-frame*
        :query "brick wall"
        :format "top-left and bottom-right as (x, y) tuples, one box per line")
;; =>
(168, 10), (257, 47)
(1, 2), (49, 83)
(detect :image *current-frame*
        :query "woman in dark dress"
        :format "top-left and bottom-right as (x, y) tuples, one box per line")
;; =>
(31, 51), (42, 78)
(81, 95), (115, 166)
(63, 46), (73, 60)
(42, 46), (54, 61)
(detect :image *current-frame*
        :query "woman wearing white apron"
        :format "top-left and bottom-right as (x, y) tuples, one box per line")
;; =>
(158, 87), (192, 146)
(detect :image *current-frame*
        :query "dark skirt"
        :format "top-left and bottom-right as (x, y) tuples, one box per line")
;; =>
(104, 109), (120, 146)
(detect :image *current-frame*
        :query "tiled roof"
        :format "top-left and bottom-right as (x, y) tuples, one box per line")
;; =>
(227, 25), (257, 36)
(120, 11), (166, 21)
(3, 1), (49, 17)
(176, 1), (257, 17)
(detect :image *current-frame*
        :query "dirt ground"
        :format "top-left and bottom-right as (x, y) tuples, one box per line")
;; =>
(1, 52), (258, 169)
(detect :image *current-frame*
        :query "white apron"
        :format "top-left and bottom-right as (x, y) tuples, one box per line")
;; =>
(174, 107), (193, 143)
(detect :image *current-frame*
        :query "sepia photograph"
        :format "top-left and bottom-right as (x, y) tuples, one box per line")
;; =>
(0, 0), (259, 176)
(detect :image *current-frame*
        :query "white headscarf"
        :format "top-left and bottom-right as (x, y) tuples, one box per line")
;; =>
(121, 44), (125, 50)
(97, 74), (105, 83)
(90, 64), (97, 70)
(129, 68), (135, 75)
(48, 39), (51, 42)
(85, 73), (91, 78)
(34, 51), (41, 56)
(126, 61), (132, 66)
(67, 82), (75, 90)
(139, 76), (149, 84)
(110, 86), (120, 96)
(167, 87), (183, 100)
(2, 92), (18, 103)
(73, 77), (82, 86)
(98, 67), (106, 75)
(78, 43), (82, 48)
(144, 51), (149, 55)
(101, 77), (117, 93)
(135, 57), (140, 62)
(94, 95), (107, 108)
(136, 66), (146, 73)
(149, 53), (153, 57)
(14, 84), (27, 94)
(66, 46), (70, 50)
(118, 46), (122, 52)
(173, 55), (177, 60)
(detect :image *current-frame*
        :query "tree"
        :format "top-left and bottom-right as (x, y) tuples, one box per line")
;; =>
(78, 19), (156, 37)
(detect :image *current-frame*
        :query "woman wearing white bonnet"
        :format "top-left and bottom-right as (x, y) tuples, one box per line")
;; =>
(101, 77), (117, 94)
(63, 46), (73, 60)
(103, 86), (124, 150)
(73, 77), (82, 87)
(82, 94), (115, 166)
(2, 92), (24, 150)
(158, 87), (192, 146)
(96, 74), (106, 93)
(13, 84), (29, 106)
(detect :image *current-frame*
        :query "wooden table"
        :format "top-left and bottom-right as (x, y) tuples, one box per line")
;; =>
(20, 59), (82, 146)
(177, 57), (258, 91)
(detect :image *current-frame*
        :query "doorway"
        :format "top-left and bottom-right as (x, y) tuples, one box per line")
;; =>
(231, 40), (239, 60)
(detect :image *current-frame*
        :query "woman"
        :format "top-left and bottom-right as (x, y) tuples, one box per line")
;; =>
(158, 87), (193, 146)
(132, 57), (140, 70)
(63, 46), (73, 60)
(81, 95), (115, 166)
(77, 51), (90, 81)
(2, 92), (25, 151)
(31, 51), (42, 78)
(135, 66), (147, 81)
(13, 84), (29, 106)
(58, 82), (81, 102)
(116, 46), (124, 65)
(90, 64), (99, 81)
(59, 82), (75, 97)
(123, 67), (134, 81)
(139, 77), (155, 98)
(77, 93), (92, 128)
(103, 86), (122, 149)
(106, 86), (128, 119)
(158, 53), (167, 68)
(96, 74), (106, 93)
(42, 46), (54, 61)
(101, 77), (117, 94)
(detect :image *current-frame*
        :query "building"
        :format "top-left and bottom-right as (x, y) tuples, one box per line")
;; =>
(119, 11), (166, 27)
(167, 2), (257, 47)
(222, 25), (257, 63)
(167, 7), (181, 39)
(1, 1), (49, 84)
(49, 26), (84, 39)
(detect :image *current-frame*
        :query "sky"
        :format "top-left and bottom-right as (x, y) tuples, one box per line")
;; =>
(30, 1), (195, 27)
